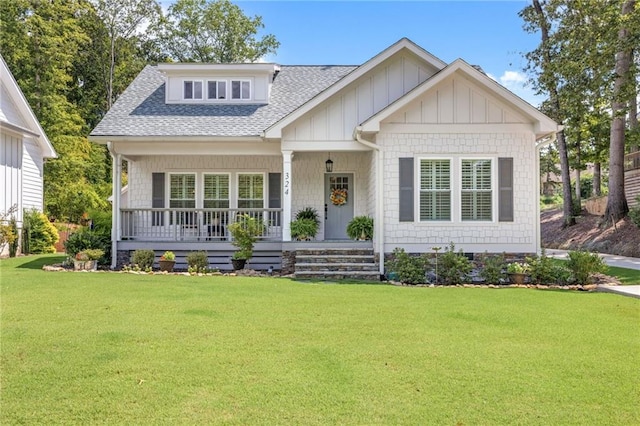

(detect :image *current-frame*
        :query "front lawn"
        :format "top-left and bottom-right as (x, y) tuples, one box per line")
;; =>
(1, 255), (639, 424)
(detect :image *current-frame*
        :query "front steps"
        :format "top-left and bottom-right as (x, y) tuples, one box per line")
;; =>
(294, 248), (380, 281)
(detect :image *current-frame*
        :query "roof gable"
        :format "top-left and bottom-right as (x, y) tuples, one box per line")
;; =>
(360, 59), (557, 138)
(0, 55), (56, 158)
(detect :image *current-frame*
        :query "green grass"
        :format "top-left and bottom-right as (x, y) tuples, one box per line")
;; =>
(607, 265), (640, 285)
(2, 255), (639, 425)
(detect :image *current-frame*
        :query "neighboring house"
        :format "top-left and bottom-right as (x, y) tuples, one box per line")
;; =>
(89, 38), (558, 274)
(1, 55), (57, 256)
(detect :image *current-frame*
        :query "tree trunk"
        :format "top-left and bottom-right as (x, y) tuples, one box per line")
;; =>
(593, 162), (601, 197)
(557, 131), (575, 226)
(603, 0), (633, 224)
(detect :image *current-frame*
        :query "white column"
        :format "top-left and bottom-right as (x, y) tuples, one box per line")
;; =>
(282, 150), (293, 241)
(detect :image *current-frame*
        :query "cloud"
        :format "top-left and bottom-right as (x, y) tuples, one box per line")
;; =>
(492, 70), (544, 108)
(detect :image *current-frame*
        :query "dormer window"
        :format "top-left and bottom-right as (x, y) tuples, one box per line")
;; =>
(207, 80), (227, 99)
(231, 80), (251, 100)
(184, 80), (203, 99)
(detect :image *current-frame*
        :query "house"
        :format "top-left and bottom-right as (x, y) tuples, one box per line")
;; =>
(1, 55), (57, 256)
(89, 38), (558, 276)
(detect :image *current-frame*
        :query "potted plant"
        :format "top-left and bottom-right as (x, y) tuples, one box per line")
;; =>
(228, 214), (265, 270)
(506, 262), (530, 284)
(290, 207), (320, 241)
(346, 216), (374, 240)
(74, 248), (104, 271)
(158, 251), (176, 272)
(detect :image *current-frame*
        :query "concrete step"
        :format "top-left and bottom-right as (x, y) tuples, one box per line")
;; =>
(295, 255), (375, 264)
(295, 248), (373, 256)
(294, 270), (381, 281)
(295, 262), (379, 272)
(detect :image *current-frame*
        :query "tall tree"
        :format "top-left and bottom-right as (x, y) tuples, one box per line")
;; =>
(155, 0), (279, 62)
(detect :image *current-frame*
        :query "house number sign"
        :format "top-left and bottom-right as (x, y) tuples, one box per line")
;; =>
(284, 172), (290, 195)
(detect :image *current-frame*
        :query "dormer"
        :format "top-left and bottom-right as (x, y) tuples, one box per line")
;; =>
(157, 63), (280, 105)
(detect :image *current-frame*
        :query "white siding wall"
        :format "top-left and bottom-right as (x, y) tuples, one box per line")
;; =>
(165, 74), (270, 103)
(1, 132), (23, 222)
(282, 53), (439, 142)
(380, 129), (538, 253)
(22, 137), (44, 211)
(0, 85), (27, 127)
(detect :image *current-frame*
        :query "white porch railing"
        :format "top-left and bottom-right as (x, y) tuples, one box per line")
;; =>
(120, 208), (282, 241)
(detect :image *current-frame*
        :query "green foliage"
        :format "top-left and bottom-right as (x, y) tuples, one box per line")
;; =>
(290, 218), (318, 240)
(346, 216), (374, 240)
(566, 250), (607, 285)
(8, 217), (19, 257)
(160, 251), (176, 261)
(295, 207), (320, 226)
(439, 243), (472, 285)
(526, 250), (557, 284)
(478, 253), (506, 284)
(64, 228), (109, 259)
(131, 249), (155, 269)
(506, 262), (530, 274)
(77, 248), (104, 261)
(386, 248), (429, 284)
(22, 210), (58, 254)
(629, 196), (640, 228)
(157, 0), (280, 63)
(0, 205), (19, 255)
(228, 214), (264, 260)
(186, 251), (208, 273)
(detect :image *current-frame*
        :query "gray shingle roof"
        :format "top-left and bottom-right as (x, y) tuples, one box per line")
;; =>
(90, 65), (357, 138)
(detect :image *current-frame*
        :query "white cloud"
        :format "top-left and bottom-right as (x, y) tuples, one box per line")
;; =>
(493, 70), (544, 108)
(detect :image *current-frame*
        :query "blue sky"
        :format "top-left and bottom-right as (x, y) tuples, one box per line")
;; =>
(159, 1), (543, 106)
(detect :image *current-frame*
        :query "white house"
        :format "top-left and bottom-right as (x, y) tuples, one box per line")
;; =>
(90, 38), (558, 276)
(1, 55), (57, 256)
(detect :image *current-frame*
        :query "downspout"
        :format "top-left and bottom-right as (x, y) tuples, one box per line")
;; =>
(107, 142), (121, 269)
(534, 129), (559, 254)
(354, 126), (384, 277)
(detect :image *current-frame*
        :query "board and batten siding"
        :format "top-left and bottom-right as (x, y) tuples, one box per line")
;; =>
(282, 53), (439, 143)
(21, 138), (45, 211)
(1, 132), (23, 222)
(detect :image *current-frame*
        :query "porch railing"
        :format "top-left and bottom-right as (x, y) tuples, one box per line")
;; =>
(625, 151), (640, 172)
(120, 208), (282, 241)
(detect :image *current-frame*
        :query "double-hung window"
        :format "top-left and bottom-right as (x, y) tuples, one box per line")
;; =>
(419, 159), (451, 221)
(461, 159), (492, 221)
(207, 80), (227, 100)
(183, 80), (203, 100)
(237, 174), (264, 209)
(203, 174), (230, 208)
(169, 174), (196, 224)
(231, 80), (251, 100)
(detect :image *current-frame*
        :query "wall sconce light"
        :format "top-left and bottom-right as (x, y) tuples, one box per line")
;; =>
(325, 154), (333, 173)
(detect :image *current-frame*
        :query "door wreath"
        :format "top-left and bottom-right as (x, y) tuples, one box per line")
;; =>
(330, 188), (348, 206)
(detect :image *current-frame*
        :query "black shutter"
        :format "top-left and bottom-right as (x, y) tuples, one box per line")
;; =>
(399, 158), (414, 222)
(498, 158), (514, 222)
(152, 172), (165, 226)
(268, 172), (281, 226)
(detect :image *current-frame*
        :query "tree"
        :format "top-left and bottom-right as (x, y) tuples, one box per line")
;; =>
(155, 0), (279, 62)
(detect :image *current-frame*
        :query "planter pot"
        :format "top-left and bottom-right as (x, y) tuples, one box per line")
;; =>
(508, 273), (527, 284)
(159, 260), (175, 272)
(231, 258), (247, 270)
(74, 260), (97, 271)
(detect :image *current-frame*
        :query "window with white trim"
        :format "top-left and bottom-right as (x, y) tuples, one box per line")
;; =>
(419, 159), (451, 221)
(184, 80), (203, 99)
(169, 174), (196, 208)
(461, 159), (492, 221)
(203, 174), (230, 208)
(231, 80), (251, 100)
(237, 173), (263, 208)
(207, 80), (227, 100)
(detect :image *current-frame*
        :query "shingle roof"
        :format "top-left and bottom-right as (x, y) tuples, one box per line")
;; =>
(90, 65), (358, 138)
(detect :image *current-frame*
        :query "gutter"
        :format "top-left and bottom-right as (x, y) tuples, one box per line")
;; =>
(354, 126), (385, 277)
(107, 142), (121, 269)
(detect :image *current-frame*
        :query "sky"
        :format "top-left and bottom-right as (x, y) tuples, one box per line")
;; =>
(158, 0), (543, 106)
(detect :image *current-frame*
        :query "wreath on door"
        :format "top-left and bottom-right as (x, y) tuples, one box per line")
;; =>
(330, 188), (348, 206)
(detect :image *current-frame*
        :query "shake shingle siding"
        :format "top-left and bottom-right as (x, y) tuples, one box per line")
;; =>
(90, 65), (357, 138)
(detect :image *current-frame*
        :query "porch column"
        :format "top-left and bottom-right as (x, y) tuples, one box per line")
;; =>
(282, 150), (293, 241)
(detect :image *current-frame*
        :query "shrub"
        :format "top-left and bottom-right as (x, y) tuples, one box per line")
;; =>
(228, 214), (264, 260)
(295, 207), (320, 226)
(506, 262), (530, 274)
(290, 218), (318, 240)
(526, 250), (556, 284)
(160, 251), (175, 261)
(8, 217), (19, 257)
(566, 250), (607, 285)
(630, 195), (640, 228)
(64, 228), (110, 263)
(22, 210), (58, 254)
(77, 249), (104, 261)
(131, 249), (155, 269)
(186, 251), (208, 273)
(479, 253), (506, 284)
(346, 216), (374, 240)
(386, 248), (429, 284)
(438, 243), (472, 285)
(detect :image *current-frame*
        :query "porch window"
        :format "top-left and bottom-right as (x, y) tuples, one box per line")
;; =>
(231, 80), (251, 100)
(184, 80), (203, 100)
(237, 173), (263, 209)
(170, 173), (196, 224)
(207, 80), (226, 100)
(419, 159), (451, 221)
(203, 174), (230, 208)
(461, 159), (492, 221)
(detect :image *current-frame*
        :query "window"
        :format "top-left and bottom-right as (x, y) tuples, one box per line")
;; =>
(237, 174), (263, 208)
(231, 80), (251, 100)
(203, 174), (230, 208)
(207, 80), (226, 99)
(169, 173), (196, 225)
(461, 159), (492, 221)
(419, 159), (451, 221)
(184, 80), (203, 99)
